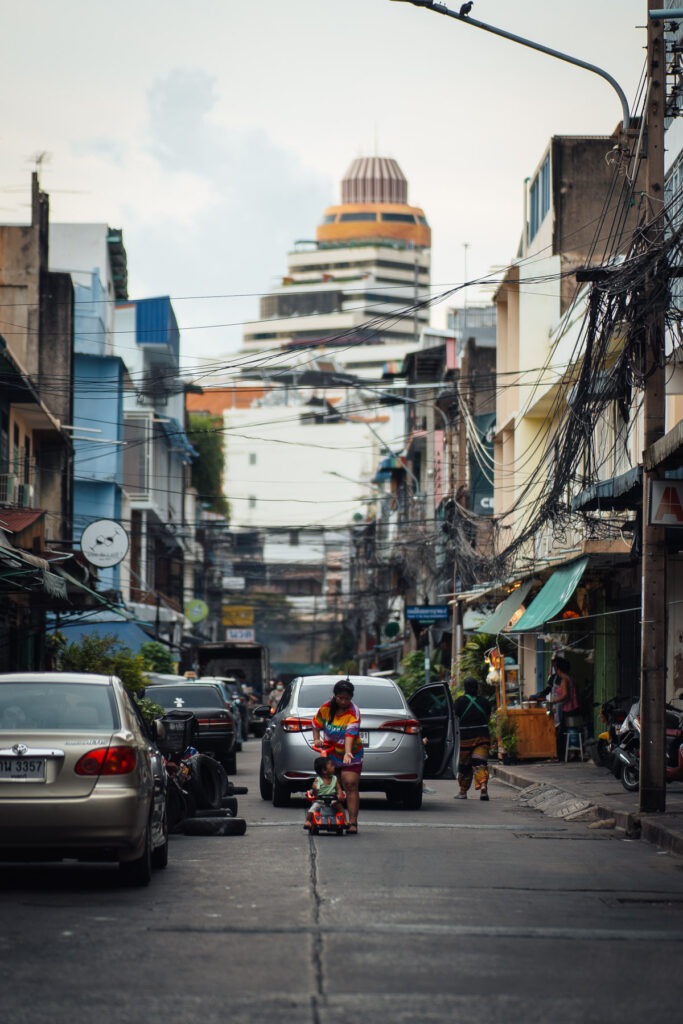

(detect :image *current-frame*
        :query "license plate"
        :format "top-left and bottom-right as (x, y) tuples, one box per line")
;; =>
(0, 758), (46, 781)
(359, 731), (369, 746)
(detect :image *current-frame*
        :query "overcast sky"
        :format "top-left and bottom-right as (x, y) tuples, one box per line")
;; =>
(1, 0), (645, 373)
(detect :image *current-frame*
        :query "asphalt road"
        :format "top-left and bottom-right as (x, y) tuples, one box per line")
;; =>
(2, 741), (683, 1023)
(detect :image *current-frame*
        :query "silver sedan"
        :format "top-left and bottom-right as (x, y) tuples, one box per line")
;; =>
(257, 674), (458, 810)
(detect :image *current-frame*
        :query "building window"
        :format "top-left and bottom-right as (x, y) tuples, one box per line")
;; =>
(381, 213), (417, 223)
(666, 152), (683, 306)
(289, 530), (299, 546)
(529, 154), (551, 242)
(339, 212), (378, 222)
(249, 453), (257, 466)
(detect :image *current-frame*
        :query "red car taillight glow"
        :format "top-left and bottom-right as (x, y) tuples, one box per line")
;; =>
(75, 746), (137, 776)
(282, 717), (313, 733)
(378, 719), (421, 734)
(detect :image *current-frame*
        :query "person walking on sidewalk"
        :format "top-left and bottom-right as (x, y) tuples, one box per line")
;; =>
(454, 676), (492, 801)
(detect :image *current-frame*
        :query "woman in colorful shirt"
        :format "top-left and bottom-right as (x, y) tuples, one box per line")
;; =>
(312, 679), (363, 833)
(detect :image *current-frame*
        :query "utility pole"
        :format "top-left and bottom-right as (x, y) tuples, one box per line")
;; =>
(639, 9), (667, 813)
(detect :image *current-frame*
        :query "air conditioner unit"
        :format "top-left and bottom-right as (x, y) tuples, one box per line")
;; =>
(0, 474), (18, 504)
(16, 483), (34, 507)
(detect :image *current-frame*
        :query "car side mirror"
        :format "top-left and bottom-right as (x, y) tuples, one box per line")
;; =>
(253, 705), (272, 718)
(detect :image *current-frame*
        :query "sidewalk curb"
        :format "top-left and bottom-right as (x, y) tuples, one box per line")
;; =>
(492, 765), (683, 855)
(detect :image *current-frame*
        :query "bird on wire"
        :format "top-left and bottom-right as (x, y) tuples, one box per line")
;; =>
(459, 2), (474, 16)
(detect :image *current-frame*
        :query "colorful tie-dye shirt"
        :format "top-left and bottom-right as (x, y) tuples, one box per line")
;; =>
(313, 699), (364, 767)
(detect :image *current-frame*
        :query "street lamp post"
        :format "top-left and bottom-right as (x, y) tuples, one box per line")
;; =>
(388, 1), (674, 808)
(389, 1), (630, 130)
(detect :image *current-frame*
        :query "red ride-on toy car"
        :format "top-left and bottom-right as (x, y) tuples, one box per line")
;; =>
(305, 790), (346, 835)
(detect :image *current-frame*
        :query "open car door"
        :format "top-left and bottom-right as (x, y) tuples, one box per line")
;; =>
(408, 681), (459, 778)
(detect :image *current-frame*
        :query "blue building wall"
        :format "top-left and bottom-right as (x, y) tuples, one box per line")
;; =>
(135, 296), (179, 361)
(74, 276), (107, 357)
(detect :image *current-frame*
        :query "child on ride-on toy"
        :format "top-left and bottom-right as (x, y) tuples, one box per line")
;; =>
(304, 755), (346, 831)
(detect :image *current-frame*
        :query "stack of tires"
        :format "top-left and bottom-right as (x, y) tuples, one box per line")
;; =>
(167, 753), (247, 836)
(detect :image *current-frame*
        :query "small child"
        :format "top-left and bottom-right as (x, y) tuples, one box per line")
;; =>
(304, 756), (345, 830)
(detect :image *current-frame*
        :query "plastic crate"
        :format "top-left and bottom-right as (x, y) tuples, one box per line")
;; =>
(157, 710), (198, 758)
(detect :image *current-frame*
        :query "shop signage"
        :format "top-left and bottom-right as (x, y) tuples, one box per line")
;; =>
(650, 480), (683, 526)
(406, 604), (450, 622)
(225, 628), (255, 642)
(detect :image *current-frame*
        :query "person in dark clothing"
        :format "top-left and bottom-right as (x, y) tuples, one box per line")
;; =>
(453, 676), (492, 801)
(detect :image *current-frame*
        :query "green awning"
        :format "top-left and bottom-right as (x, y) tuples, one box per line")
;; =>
(510, 557), (588, 632)
(477, 580), (532, 634)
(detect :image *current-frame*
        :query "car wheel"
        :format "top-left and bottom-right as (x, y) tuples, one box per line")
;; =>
(272, 775), (291, 807)
(402, 784), (423, 810)
(120, 824), (152, 887)
(259, 759), (273, 801)
(223, 751), (238, 775)
(151, 813), (169, 869)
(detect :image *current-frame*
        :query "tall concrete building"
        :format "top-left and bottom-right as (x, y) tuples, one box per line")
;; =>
(240, 156), (431, 380)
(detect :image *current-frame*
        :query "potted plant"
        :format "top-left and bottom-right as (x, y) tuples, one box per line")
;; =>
(495, 711), (518, 764)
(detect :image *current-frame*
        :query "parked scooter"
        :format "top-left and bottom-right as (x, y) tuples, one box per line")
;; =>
(588, 693), (636, 772)
(616, 697), (683, 792)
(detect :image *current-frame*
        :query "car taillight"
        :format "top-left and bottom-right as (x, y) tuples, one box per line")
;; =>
(379, 719), (421, 734)
(75, 746), (137, 775)
(197, 717), (232, 729)
(282, 717), (313, 733)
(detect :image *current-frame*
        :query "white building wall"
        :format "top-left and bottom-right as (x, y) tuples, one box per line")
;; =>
(223, 404), (389, 529)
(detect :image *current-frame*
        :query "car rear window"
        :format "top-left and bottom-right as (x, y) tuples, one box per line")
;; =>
(152, 686), (224, 708)
(297, 681), (405, 711)
(0, 681), (119, 731)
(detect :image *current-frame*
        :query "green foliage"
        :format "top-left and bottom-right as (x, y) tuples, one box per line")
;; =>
(140, 641), (176, 673)
(54, 632), (162, 724)
(133, 693), (165, 724)
(458, 632), (497, 686)
(490, 709), (518, 759)
(396, 649), (438, 699)
(320, 626), (358, 674)
(187, 413), (230, 518)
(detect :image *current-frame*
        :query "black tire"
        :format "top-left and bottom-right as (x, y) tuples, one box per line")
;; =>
(231, 786), (249, 795)
(221, 796), (238, 816)
(402, 784), (423, 810)
(190, 755), (223, 810)
(182, 816), (247, 836)
(193, 808), (234, 818)
(385, 785), (401, 804)
(223, 750), (238, 776)
(272, 776), (291, 807)
(621, 761), (639, 792)
(120, 824), (152, 886)
(151, 812), (169, 869)
(259, 759), (273, 801)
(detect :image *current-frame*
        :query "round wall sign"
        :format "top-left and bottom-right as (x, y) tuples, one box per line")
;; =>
(186, 599), (209, 624)
(80, 519), (129, 568)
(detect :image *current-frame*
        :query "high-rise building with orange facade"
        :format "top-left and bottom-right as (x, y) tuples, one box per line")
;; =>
(240, 156), (431, 380)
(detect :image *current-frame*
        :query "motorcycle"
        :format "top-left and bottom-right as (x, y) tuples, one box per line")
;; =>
(616, 698), (683, 792)
(588, 693), (637, 773)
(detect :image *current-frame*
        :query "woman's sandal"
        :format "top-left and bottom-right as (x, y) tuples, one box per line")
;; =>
(346, 823), (358, 834)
